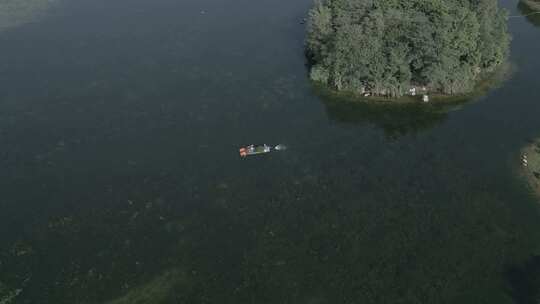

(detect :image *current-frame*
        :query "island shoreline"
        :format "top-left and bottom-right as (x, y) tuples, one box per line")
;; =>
(312, 62), (514, 105)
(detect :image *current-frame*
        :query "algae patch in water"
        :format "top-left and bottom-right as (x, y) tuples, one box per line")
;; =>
(518, 0), (540, 27)
(104, 269), (186, 304)
(0, 281), (22, 304)
(0, 0), (59, 32)
(520, 0), (540, 11)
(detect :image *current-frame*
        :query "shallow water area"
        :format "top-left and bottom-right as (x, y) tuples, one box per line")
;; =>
(2, 0), (540, 303)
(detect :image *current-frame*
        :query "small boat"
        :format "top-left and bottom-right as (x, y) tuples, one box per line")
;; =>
(239, 144), (272, 157)
(239, 144), (287, 157)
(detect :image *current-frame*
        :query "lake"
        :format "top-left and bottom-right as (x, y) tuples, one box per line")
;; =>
(1, 0), (540, 303)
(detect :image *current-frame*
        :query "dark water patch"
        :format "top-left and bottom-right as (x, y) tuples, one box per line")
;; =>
(505, 255), (540, 304)
(518, 1), (540, 27)
(313, 60), (513, 139)
(1, 0), (540, 303)
(318, 90), (453, 139)
(1, 194), (188, 303)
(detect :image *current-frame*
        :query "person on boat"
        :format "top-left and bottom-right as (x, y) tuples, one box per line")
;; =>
(239, 144), (282, 157)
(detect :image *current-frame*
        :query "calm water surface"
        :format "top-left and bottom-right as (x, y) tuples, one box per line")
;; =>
(1, 0), (540, 303)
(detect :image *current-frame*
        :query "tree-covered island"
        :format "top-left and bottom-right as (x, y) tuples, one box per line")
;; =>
(306, 0), (510, 98)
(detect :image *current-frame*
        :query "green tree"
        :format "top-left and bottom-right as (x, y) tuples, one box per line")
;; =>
(305, 0), (509, 97)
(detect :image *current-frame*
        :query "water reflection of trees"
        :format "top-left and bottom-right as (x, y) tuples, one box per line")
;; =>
(316, 86), (462, 138)
(505, 255), (540, 304)
(518, 1), (540, 27)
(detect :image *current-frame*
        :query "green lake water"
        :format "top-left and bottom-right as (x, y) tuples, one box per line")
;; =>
(2, 0), (540, 303)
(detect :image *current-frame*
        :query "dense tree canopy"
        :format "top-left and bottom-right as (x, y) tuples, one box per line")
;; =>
(306, 0), (510, 97)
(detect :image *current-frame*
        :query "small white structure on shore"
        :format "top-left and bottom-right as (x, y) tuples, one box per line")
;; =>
(360, 86), (366, 94)
(422, 94), (429, 102)
(409, 87), (416, 96)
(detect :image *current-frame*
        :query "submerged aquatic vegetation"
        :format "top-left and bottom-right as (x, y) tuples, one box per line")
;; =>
(0, 0), (59, 32)
(518, 0), (540, 27)
(1, 0), (540, 302)
(520, 0), (540, 11)
(0, 288), (22, 304)
(104, 269), (186, 304)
